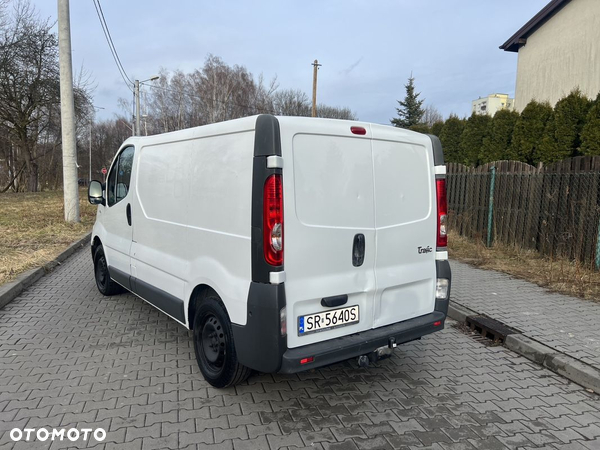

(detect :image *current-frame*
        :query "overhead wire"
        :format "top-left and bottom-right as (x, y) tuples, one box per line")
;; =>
(92, 0), (133, 92)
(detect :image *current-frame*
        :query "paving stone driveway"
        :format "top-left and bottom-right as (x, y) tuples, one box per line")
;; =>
(1, 248), (600, 450)
(451, 261), (600, 370)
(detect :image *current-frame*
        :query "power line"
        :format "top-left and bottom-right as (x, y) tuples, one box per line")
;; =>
(92, 0), (132, 92)
(94, 0), (131, 86)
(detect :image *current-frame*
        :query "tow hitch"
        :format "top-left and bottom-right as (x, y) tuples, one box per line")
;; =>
(388, 337), (397, 348)
(356, 337), (398, 368)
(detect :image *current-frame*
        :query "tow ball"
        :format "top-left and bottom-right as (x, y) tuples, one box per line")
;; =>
(357, 337), (398, 368)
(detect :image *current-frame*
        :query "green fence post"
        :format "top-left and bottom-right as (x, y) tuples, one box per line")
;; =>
(487, 166), (496, 247)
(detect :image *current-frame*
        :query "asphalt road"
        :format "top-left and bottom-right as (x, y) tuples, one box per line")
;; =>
(1, 248), (600, 450)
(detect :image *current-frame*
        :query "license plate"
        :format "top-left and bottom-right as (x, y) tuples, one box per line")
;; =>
(298, 305), (359, 335)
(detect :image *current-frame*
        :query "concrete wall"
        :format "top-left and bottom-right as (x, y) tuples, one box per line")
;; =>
(514, 0), (600, 112)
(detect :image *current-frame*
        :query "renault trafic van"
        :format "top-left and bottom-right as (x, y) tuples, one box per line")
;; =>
(88, 115), (451, 387)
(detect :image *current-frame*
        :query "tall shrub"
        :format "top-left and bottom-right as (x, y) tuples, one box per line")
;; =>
(508, 101), (553, 164)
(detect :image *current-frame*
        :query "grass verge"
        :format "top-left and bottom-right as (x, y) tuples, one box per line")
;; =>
(450, 233), (600, 302)
(0, 189), (95, 285)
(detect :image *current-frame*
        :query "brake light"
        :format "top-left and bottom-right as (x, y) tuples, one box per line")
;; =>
(263, 174), (283, 266)
(436, 178), (447, 248)
(300, 357), (314, 365)
(351, 126), (366, 135)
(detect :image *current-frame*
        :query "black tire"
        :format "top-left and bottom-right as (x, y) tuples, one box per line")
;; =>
(193, 295), (251, 388)
(93, 246), (125, 296)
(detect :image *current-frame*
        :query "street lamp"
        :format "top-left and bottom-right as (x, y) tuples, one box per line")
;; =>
(134, 75), (159, 136)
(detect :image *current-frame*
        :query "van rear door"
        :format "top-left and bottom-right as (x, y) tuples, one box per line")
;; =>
(370, 126), (437, 328)
(283, 121), (376, 349)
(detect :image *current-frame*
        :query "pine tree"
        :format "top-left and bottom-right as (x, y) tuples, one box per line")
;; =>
(554, 89), (591, 157)
(430, 121), (444, 137)
(391, 75), (424, 128)
(581, 93), (600, 156)
(508, 101), (553, 164)
(537, 89), (592, 163)
(537, 112), (559, 164)
(459, 113), (491, 166)
(480, 109), (519, 163)
(439, 115), (465, 163)
(408, 123), (430, 134)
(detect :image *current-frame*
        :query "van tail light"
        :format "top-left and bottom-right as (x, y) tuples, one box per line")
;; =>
(436, 178), (447, 248)
(263, 174), (283, 266)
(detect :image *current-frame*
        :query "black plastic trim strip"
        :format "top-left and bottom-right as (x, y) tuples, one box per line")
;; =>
(108, 265), (131, 291)
(132, 277), (185, 323)
(280, 311), (446, 374)
(435, 260), (452, 315)
(232, 282), (286, 373)
(254, 115), (282, 157)
(428, 134), (445, 166)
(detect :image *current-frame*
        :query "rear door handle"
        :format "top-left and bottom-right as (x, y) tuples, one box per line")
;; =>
(321, 294), (348, 308)
(352, 233), (365, 267)
(126, 203), (132, 226)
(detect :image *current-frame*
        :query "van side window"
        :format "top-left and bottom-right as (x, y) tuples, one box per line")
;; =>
(116, 147), (134, 203)
(107, 146), (135, 207)
(107, 163), (117, 206)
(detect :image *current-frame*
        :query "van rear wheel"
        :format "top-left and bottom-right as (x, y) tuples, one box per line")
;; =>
(193, 296), (251, 388)
(93, 246), (124, 296)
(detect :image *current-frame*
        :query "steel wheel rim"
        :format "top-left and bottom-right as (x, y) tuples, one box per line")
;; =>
(200, 314), (226, 374)
(96, 256), (107, 289)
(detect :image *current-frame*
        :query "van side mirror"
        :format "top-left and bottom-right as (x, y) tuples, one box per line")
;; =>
(88, 180), (105, 205)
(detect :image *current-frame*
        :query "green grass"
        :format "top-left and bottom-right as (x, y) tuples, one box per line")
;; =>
(0, 189), (96, 285)
(450, 233), (600, 302)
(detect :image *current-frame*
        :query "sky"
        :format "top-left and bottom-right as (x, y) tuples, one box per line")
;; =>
(31, 0), (550, 125)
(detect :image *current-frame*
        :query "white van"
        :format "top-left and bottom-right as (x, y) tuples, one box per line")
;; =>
(88, 115), (451, 388)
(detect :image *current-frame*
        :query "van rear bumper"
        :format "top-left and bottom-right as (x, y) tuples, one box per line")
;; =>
(279, 311), (446, 374)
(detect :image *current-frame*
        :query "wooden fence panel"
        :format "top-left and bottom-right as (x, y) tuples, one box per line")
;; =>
(446, 156), (600, 268)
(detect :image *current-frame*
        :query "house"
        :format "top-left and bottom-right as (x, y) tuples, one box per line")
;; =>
(472, 94), (514, 116)
(500, 0), (600, 111)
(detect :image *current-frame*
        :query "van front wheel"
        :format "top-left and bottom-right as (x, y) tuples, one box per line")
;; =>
(193, 296), (251, 388)
(93, 246), (124, 296)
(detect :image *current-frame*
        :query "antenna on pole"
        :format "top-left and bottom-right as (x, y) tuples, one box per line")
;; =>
(311, 59), (321, 117)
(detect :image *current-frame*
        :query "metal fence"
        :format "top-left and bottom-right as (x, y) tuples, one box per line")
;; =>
(447, 157), (600, 269)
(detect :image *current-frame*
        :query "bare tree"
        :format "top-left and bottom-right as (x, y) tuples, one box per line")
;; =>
(0, 0), (91, 192)
(139, 55), (357, 135)
(316, 104), (357, 120)
(420, 104), (444, 127)
(272, 89), (311, 116)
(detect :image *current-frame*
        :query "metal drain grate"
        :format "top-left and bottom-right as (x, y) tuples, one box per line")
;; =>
(465, 315), (520, 344)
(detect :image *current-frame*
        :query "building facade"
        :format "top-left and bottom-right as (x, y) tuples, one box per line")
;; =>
(472, 94), (514, 116)
(501, 0), (600, 112)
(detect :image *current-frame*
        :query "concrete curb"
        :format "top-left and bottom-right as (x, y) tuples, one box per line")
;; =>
(448, 302), (478, 323)
(0, 233), (91, 310)
(448, 300), (600, 393)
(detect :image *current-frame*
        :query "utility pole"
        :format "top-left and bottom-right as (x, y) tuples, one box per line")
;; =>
(134, 79), (140, 136)
(57, 0), (80, 222)
(311, 59), (321, 117)
(89, 121), (92, 182)
(134, 77), (158, 136)
(88, 106), (103, 182)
